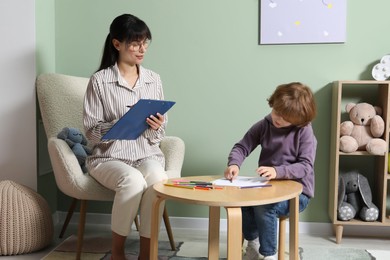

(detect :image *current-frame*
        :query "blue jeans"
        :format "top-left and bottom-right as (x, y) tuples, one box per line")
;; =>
(242, 193), (310, 257)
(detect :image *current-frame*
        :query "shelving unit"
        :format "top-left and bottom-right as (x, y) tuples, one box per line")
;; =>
(329, 80), (390, 244)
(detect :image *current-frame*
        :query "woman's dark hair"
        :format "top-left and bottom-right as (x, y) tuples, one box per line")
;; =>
(97, 14), (152, 72)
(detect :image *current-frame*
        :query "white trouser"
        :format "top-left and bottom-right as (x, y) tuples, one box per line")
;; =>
(90, 159), (167, 237)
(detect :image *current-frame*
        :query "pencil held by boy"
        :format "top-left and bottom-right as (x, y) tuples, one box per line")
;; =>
(224, 82), (317, 260)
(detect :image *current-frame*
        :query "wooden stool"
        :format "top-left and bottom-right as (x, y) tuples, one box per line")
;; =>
(278, 216), (288, 260)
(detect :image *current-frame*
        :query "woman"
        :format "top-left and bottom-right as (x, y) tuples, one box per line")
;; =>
(83, 14), (168, 260)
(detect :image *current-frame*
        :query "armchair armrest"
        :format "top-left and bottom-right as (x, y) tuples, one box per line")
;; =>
(47, 137), (114, 201)
(160, 136), (185, 179)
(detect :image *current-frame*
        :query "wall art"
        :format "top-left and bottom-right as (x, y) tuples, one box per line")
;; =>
(259, 0), (347, 44)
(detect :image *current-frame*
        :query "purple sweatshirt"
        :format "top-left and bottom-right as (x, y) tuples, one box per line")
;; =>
(228, 114), (317, 198)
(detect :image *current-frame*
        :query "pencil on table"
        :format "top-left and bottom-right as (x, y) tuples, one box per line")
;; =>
(164, 183), (194, 189)
(194, 186), (211, 190)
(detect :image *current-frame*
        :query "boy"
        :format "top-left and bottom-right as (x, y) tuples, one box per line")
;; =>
(224, 82), (317, 260)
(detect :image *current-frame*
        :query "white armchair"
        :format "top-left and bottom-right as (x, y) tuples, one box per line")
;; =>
(36, 73), (184, 260)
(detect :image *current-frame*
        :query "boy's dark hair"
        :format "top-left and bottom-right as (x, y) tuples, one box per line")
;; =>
(267, 82), (316, 127)
(97, 14), (152, 72)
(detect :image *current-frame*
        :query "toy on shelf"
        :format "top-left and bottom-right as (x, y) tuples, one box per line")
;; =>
(337, 171), (379, 222)
(372, 54), (390, 81)
(339, 102), (387, 155)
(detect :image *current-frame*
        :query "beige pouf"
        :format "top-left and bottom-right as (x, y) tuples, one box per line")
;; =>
(0, 180), (53, 255)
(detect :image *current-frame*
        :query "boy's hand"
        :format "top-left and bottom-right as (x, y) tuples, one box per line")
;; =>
(256, 166), (276, 179)
(224, 165), (239, 182)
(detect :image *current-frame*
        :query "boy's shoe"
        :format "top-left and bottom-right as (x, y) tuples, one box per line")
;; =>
(259, 253), (277, 260)
(243, 238), (261, 260)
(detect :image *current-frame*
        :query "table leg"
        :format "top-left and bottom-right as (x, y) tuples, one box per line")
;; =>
(208, 206), (220, 260)
(150, 196), (165, 260)
(225, 207), (242, 260)
(289, 196), (299, 260)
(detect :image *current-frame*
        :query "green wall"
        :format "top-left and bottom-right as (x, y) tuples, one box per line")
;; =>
(36, 0), (390, 222)
(36, 0), (55, 74)
(36, 0), (57, 210)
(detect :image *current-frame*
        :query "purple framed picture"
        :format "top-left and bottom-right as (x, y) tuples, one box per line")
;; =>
(259, 0), (347, 44)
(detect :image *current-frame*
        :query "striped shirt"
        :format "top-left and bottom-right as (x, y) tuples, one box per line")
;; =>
(83, 64), (166, 169)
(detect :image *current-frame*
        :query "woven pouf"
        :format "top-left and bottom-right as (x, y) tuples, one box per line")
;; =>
(0, 180), (53, 255)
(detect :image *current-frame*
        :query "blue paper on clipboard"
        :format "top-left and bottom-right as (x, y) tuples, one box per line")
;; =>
(102, 99), (175, 140)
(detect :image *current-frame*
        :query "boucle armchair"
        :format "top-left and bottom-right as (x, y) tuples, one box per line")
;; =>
(36, 73), (184, 260)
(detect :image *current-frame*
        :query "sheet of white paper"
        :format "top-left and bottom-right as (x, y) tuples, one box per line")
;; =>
(212, 176), (269, 187)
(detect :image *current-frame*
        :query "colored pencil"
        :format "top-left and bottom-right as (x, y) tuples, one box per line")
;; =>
(194, 186), (211, 190)
(164, 183), (194, 189)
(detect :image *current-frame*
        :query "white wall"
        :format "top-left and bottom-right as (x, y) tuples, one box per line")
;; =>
(0, 0), (36, 189)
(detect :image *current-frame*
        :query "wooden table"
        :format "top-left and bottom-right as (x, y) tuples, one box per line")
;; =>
(150, 176), (303, 260)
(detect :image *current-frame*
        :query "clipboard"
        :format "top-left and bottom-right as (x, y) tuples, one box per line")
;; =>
(102, 99), (176, 140)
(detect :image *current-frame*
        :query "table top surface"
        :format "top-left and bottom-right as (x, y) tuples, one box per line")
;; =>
(153, 175), (303, 207)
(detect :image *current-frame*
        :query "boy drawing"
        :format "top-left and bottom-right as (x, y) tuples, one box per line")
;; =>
(224, 82), (317, 260)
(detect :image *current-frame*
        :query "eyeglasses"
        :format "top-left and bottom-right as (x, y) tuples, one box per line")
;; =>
(128, 40), (150, 51)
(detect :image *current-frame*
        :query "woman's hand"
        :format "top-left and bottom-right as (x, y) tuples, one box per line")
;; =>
(224, 165), (240, 182)
(256, 166), (276, 179)
(146, 113), (164, 130)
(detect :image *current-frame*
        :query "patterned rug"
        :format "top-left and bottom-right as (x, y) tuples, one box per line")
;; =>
(41, 235), (183, 260)
(299, 246), (375, 260)
(41, 235), (387, 260)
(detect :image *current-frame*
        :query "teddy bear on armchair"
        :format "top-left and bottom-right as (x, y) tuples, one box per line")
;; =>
(57, 127), (92, 173)
(339, 102), (387, 155)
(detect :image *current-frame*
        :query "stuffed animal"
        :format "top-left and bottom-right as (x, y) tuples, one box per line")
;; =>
(57, 127), (92, 173)
(339, 102), (387, 155)
(337, 171), (379, 222)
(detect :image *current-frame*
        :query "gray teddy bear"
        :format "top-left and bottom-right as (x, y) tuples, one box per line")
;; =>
(337, 170), (379, 221)
(57, 127), (92, 173)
